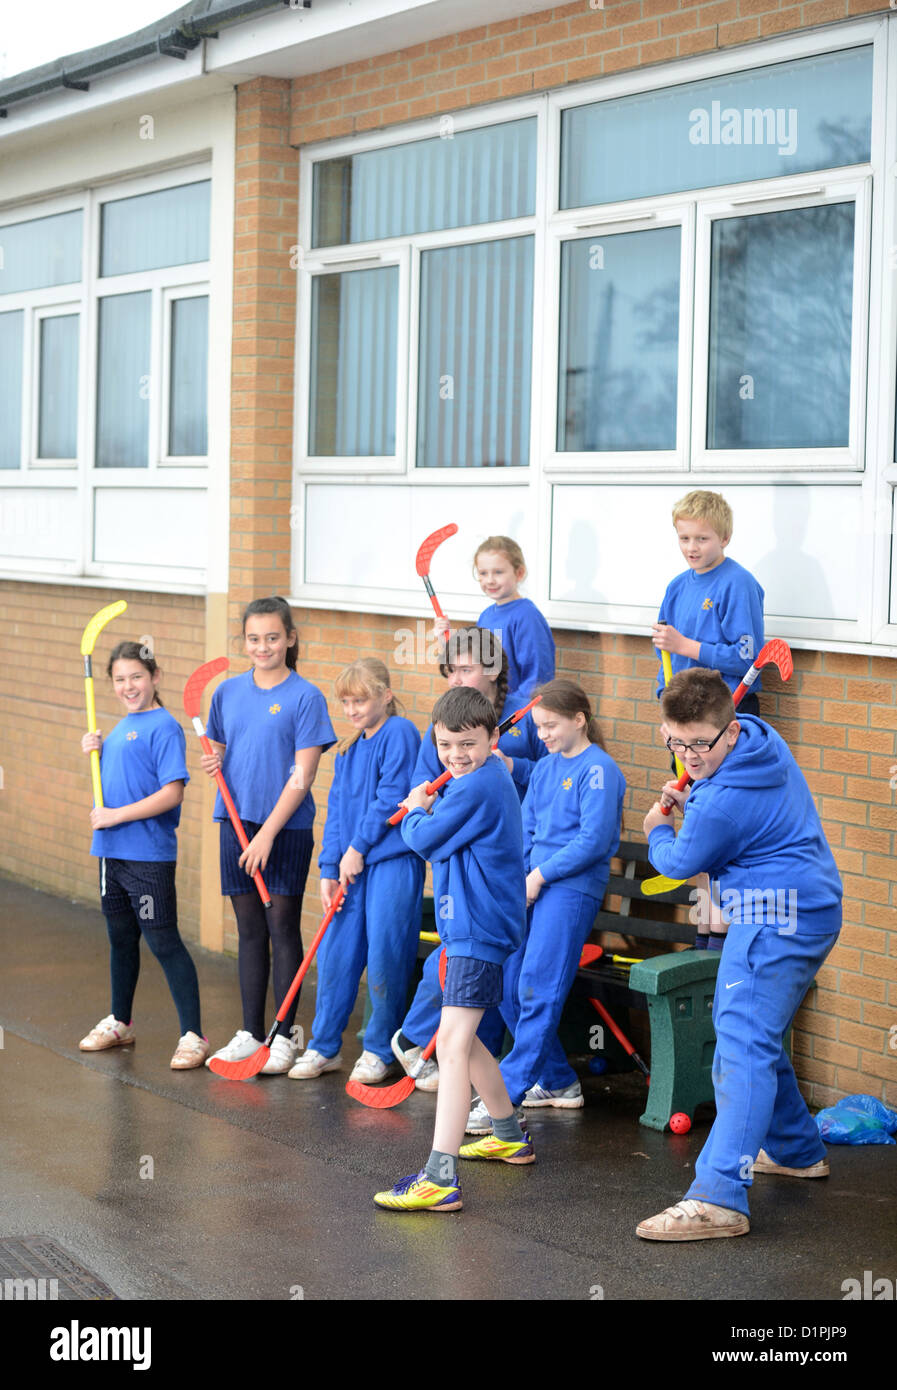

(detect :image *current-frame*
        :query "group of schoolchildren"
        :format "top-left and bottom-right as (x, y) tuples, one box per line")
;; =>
(78, 490), (843, 1242)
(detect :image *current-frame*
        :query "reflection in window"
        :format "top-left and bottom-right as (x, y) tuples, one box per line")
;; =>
(708, 202), (854, 450)
(38, 315), (79, 459)
(558, 227), (680, 452)
(0, 311), (23, 468)
(417, 237), (533, 469)
(96, 293), (151, 468)
(309, 267), (398, 456)
(0, 211), (82, 295)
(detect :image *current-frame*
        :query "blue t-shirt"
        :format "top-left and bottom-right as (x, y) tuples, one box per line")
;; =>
(401, 755), (525, 965)
(477, 598), (555, 697)
(411, 687), (548, 802)
(206, 669), (336, 831)
(522, 743), (626, 901)
(90, 707), (189, 862)
(318, 716), (421, 879)
(647, 715), (842, 932)
(657, 556), (765, 696)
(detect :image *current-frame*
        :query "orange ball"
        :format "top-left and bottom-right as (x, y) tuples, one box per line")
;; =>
(669, 1112), (692, 1134)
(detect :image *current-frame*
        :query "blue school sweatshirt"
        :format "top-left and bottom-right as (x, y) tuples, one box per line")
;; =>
(657, 557), (765, 696)
(318, 716), (422, 880)
(477, 598), (555, 697)
(410, 688), (547, 801)
(523, 744), (626, 901)
(400, 755), (526, 964)
(647, 716), (842, 930)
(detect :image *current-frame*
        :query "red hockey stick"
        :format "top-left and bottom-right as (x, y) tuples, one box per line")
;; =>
(346, 949), (447, 1108)
(209, 887), (346, 1080)
(659, 638), (793, 816)
(386, 693), (543, 826)
(416, 523), (457, 628)
(183, 657), (272, 908)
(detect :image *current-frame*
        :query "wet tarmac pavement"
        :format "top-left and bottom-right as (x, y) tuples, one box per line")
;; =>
(1, 876), (894, 1305)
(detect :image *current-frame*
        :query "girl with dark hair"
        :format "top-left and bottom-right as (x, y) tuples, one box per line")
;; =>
(79, 640), (206, 1069)
(202, 597), (336, 1074)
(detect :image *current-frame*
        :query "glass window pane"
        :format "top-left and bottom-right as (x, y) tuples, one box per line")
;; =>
(38, 314), (79, 459)
(309, 267), (398, 456)
(169, 297), (208, 456)
(561, 47), (872, 209)
(100, 181), (210, 277)
(96, 293), (151, 468)
(707, 202), (854, 450)
(0, 311), (23, 468)
(0, 211), (82, 295)
(417, 236), (533, 469)
(312, 120), (536, 246)
(558, 227), (680, 452)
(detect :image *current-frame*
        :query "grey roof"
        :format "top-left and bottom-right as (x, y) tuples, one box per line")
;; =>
(0, 0), (291, 112)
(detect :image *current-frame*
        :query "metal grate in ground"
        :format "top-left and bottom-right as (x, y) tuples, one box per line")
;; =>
(0, 1236), (118, 1300)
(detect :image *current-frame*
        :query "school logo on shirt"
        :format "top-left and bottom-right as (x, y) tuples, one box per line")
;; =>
(510, 727), (521, 738)
(702, 598), (714, 610)
(562, 777), (573, 790)
(126, 731), (138, 741)
(268, 704), (281, 715)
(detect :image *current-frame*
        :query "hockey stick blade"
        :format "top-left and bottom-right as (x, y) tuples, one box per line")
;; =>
(415, 523), (458, 577)
(347, 950), (446, 1107)
(183, 656), (229, 718)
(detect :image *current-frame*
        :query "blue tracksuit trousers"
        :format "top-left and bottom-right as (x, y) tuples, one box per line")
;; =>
(308, 855), (424, 1064)
(685, 918), (840, 1216)
(402, 944), (507, 1054)
(499, 883), (600, 1105)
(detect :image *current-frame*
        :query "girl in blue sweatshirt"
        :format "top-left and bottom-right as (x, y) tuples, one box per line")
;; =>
(638, 668), (842, 1243)
(392, 627), (546, 1089)
(466, 679), (626, 1133)
(290, 658), (424, 1085)
(474, 535), (555, 698)
(79, 641), (205, 1070)
(374, 687), (529, 1213)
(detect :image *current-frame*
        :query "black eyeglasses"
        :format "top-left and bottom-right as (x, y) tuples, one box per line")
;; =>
(665, 726), (730, 756)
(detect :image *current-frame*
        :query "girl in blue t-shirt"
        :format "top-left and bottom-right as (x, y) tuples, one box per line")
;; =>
(466, 678), (626, 1134)
(79, 640), (205, 1069)
(202, 597), (336, 1075)
(290, 658), (424, 1084)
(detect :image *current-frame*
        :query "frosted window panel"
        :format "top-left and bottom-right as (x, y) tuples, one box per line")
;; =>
(0, 311), (23, 468)
(309, 267), (397, 456)
(100, 182), (210, 277)
(558, 227), (680, 451)
(96, 293), (150, 468)
(0, 211), (82, 295)
(417, 237), (533, 469)
(94, 488), (207, 571)
(169, 297), (208, 456)
(707, 203), (854, 450)
(561, 47), (872, 209)
(38, 315), (79, 459)
(312, 120), (536, 246)
(0, 489), (79, 561)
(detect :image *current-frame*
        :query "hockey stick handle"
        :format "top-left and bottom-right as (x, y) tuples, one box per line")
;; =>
(83, 657), (104, 809)
(191, 716), (272, 908)
(659, 662), (763, 815)
(264, 887), (345, 1046)
(589, 996), (650, 1079)
(421, 574), (448, 623)
(386, 694), (543, 825)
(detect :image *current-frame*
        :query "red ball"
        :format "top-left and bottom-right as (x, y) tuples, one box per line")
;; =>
(669, 1112), (692, 1134)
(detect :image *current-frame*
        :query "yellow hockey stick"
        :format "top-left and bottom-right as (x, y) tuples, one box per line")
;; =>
(80, 600), (128, 807)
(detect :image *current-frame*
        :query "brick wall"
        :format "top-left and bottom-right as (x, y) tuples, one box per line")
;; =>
(290, 0), (890, 145)
(293, 605), (897, 1110)
(0, 582), (207, 942)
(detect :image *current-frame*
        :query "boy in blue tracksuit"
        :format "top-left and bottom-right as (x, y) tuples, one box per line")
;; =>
(466, 679), (625, 1132)
(290, 659), (423, 1084)
(637, 669), (842, 1241)
(373, 687), (530, 1213)
(391, 628), (547, 1087)
(653, 490), (765, 715)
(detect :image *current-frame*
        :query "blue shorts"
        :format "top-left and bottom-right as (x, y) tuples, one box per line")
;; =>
(100, 858), (177, 930)
(442, 955), (503, 1009)
(218, 819), (313, 898)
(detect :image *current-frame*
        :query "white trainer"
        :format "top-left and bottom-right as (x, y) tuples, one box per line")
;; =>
(349, 1050), (394, 1084)
(522, 1081), (584, 1109)
(390, 1029), (438, 1091)
(261, 1034), (300, 1074)
(205, 1030), (262, 1069)
(288, 1048), (343, 1079)
(79, 1015), (135, 1051)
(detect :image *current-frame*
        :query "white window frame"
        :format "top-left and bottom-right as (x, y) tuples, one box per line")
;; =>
(160, 284), (211, 467)
(30, 302), (81, 469)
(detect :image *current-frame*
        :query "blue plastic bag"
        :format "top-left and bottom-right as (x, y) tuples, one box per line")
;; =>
(815, 1093), (897, 1145)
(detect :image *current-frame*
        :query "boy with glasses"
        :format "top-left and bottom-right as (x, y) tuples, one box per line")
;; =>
(637, 668), (842, 1242)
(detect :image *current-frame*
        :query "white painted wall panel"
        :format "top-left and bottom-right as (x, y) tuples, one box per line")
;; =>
(0, 489), (79, 561)
(94, 489), (207, 571)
